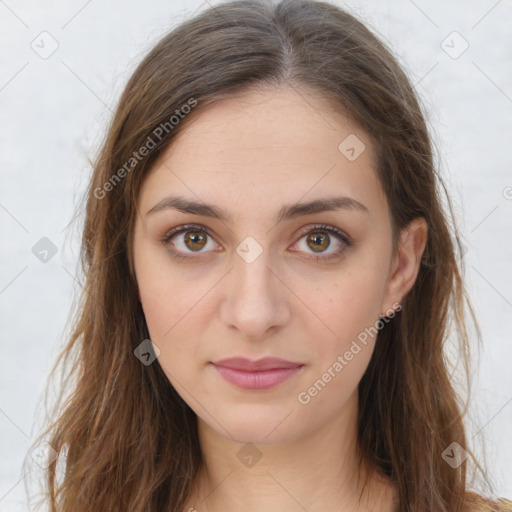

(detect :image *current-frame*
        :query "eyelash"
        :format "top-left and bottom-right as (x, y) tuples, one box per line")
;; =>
(161, 223), (351, 262)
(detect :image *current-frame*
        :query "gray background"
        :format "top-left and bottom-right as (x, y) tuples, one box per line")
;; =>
(1, 0), (511, 509)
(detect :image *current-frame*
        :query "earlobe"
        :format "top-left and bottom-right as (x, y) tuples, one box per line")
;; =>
(381, 217), (428, 315)
(380, 299), (402, 319)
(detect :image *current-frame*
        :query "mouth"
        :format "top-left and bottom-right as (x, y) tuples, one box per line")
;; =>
(210, 357), (305, 390)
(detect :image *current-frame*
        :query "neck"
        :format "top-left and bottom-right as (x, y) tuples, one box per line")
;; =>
(183, 392), (397, 512)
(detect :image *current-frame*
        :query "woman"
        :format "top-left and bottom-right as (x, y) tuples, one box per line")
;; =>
(25, 0), (511, 511)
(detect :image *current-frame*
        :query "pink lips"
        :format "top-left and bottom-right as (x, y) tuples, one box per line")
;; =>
(211, 357), (304, 390)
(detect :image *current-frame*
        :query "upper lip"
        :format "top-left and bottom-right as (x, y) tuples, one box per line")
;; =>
(212, 357), (304, 371)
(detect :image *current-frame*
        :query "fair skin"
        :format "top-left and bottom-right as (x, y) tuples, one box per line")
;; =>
(132, 85), (427, 512)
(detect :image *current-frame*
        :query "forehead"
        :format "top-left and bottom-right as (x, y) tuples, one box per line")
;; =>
(137, 86), (387, 221)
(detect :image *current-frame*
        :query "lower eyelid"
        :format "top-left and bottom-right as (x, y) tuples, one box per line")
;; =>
(165, 229), (217, 253)
(163, 225), (350, 259)
(291, 233), (348, 258)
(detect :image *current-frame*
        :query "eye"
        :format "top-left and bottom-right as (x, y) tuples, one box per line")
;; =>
(162, 224), (219, 260)
(291, 224), (351, 261)
(162, 223), (351, 261)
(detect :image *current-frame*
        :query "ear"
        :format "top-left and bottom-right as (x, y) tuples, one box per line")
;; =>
(381, 217), (428, 316)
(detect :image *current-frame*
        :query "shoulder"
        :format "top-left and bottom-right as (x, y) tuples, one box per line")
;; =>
(466, 492), (512, 511)
(495, 497), (512, 511)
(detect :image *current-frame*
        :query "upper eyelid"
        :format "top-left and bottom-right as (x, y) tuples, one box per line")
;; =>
(164, 223), (350, 247)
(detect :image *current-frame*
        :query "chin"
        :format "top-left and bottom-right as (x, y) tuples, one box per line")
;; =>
(201, 405), (303, 445)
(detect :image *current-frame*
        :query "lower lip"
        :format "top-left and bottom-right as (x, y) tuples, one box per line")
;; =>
(211, 364), (304, 390)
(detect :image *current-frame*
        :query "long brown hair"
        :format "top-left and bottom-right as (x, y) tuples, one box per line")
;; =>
(24, 1), (501, 510)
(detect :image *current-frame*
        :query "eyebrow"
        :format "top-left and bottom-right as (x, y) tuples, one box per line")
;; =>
(146, 194), (368, 223)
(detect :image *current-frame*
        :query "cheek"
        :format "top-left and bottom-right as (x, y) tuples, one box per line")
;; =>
(134, 250), (228, 391)
(293, 272), (382, 410)
(137, 270), (206, 387)
(298, 266), (384, 353)
(135, 240), (201, 335)
(135, 245), (193, 361)
(139, 281), (210, 367)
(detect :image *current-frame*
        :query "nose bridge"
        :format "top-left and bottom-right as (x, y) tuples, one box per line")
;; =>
(221, 237), (290, 338)
(234, 240), (273, 295)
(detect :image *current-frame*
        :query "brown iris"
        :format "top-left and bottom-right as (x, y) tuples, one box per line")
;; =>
(184, 231), (207, 251)
(307, 232), (330, 252)
(181, 229), (332, 254)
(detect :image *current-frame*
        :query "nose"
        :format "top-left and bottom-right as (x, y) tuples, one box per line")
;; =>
(219, 245), (292, 341)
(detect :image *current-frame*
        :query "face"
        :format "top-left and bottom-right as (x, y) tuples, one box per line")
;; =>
(132, 86), (413, 445)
